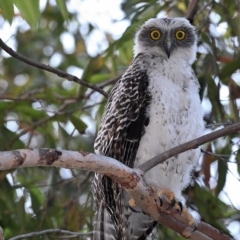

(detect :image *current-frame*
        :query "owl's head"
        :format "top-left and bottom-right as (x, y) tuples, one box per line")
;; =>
(133, 18), (197, 64)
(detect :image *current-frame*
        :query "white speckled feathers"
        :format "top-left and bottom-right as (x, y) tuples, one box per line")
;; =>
(93, 17), (204, 240)
(134, 53), (204, 200)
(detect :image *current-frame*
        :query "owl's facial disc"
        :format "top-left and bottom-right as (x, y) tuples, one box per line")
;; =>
(162, 29), (186, 58)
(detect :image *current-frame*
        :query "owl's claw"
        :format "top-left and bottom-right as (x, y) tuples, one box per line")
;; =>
(150, 184), (197, 230)
(177, 201), (183, 215)
(151, 185), (181, 213)
(166, 197), (176, 211)
(129, 205), (141, 213)
(182, 207), (197, 230)
(193, 219), (198, 232)
(159, 196), (163, 207)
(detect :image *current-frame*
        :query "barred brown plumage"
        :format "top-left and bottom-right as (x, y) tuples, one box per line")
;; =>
(93, 17), (204, 240)
(93, 53), (153, 240)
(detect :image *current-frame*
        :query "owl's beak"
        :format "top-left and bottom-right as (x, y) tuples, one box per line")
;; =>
(163, 41), (172, 58)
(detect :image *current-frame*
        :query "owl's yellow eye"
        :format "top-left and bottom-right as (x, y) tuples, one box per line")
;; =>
(150, 30), (161, 40)
(175, 30), (185, 40)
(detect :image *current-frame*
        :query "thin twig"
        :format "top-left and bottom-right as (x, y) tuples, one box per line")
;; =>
(206, 122), (234, 128)
(97, 74), (122, 88)
(0, 38), (108, 98)
(138, 122), (240, 173)
(201, 149), (230, 159)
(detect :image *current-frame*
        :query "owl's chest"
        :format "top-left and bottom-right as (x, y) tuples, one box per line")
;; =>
(146, 63), (195, 128)
(135, 61), (202, 160)
(134, 63), (204, 195)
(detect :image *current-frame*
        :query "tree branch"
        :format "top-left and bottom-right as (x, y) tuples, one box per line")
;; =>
(0, 148), (232, 240)
(185, 0), (198, 24)
(138, 122), (240, 173)
(0, 38), (108, 98)
(8, 229), (93, 240)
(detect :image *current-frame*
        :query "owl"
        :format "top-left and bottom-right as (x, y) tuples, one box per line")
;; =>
(93, 17), (204, 240)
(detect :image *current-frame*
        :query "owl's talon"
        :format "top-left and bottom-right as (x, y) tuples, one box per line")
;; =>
(129, 205), (141, 213)
(182, 207), (197, 230)
(177, 201), (183, 215)
(159, 197), (163, 207)
(192, 219), (198, 232)
(166, 197), (176, 210)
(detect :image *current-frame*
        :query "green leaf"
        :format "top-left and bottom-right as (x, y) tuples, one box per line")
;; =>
(0, 0), (14, 23)
(220, 55), (240, 82)
(216, 158), (227, 195)
(12, 0), (40, 28)
(194, 184), (231, 234)
(216, 144), (230, 195)
(28, 187), (45, 213)
(0, 126), (24, 150)
(70, 115), (87, 134)
(58, 123), (70, 147)
(90, 73), (112, 84)
(0, 101), (14, 112)
(56, 0), (69, 20)
(237, 150), (240, 174)
(82, 55), (104, 80)
(207, 75), (225, 122)
(16, 104), (47, 120)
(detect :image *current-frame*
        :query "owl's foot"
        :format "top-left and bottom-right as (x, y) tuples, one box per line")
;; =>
(150, 185), (182, 213)
(151, 185), (196, 229)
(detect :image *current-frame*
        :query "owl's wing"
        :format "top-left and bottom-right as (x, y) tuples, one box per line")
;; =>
(94, 55), (150, 166)
(93, 54), (156, 240)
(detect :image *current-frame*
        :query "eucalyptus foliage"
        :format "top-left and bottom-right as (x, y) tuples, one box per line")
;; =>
(0, 0), (239, 239)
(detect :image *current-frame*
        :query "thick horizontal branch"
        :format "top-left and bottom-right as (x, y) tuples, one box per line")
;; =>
(0, 38), (108, 98)
(139, 122), (240, 173)
(0, 149), (232, 240)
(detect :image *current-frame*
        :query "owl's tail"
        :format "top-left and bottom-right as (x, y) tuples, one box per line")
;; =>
(93, 173), (157, 240)
(93, 201), (120, 240)
(93, 173), (121, 240)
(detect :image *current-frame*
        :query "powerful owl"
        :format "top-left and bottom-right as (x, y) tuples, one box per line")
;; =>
(93, 17), (204, 240)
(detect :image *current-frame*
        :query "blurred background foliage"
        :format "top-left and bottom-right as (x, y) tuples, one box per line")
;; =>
(0, 0), (240, 239)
